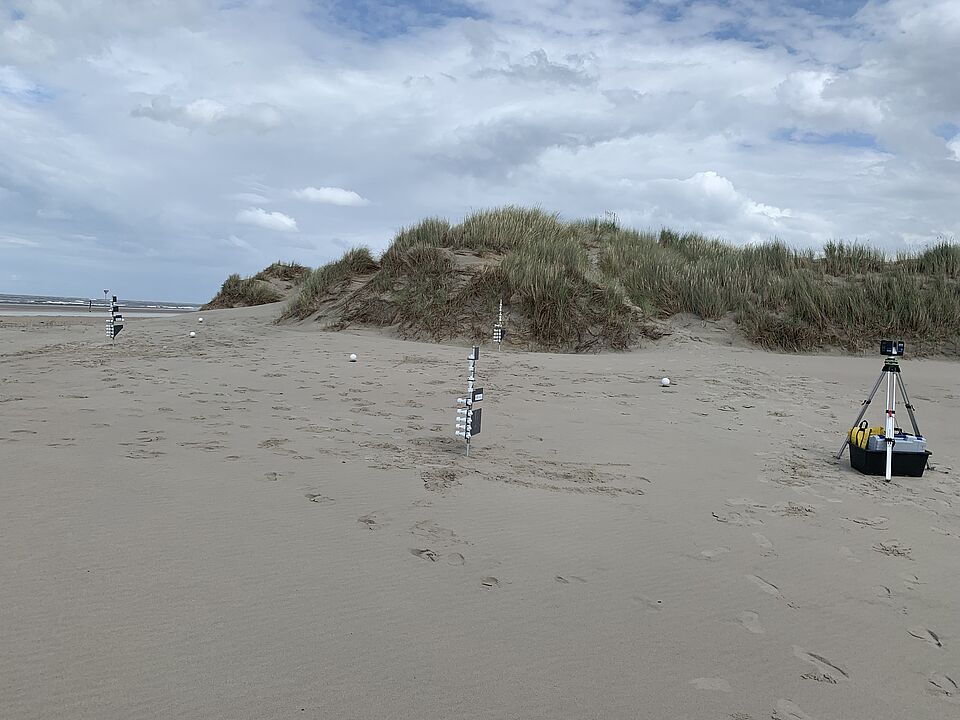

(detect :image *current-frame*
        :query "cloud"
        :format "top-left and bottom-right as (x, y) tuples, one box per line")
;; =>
(473, 49), (595, 86)
(235, 208), (298, 232)
(36, 207), (71, 220)
(131, 95), (282, 133)
(293, 186), (370, 206)
(221, 234), (254, 251)
(628, 171), (792, 240)
(775, 70), (884, 130)
(229, 192), (272, 204)
(0, 64), (43, 100)
(0, 235), (40, 247)
(948, 136), (960, 162)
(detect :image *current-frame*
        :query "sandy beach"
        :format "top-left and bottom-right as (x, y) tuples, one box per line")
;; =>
(2, 305), (958, 719)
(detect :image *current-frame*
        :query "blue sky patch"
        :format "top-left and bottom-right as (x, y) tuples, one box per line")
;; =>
(775, 127), (880, 150)
(319, 0), (485, 39)
(934, 122), (960, 140)
(709, 23), (771, 49)
(781, 0), (867, 19)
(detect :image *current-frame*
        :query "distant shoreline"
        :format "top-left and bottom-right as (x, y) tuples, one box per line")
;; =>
(0, 303), (197, 317)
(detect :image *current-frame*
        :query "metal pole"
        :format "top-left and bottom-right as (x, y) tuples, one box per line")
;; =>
(884, 370), (896, 481)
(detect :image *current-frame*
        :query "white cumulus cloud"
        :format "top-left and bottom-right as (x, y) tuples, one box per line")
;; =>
(948, 136), (960, 162)
(294, 186), (370, 206)
(235, 208), (298, 232)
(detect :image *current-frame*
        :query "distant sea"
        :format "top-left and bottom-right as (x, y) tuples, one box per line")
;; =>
(0, 293), (201, 317)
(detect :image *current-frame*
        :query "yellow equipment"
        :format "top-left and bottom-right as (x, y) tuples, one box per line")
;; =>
(848, 422), (884, 450)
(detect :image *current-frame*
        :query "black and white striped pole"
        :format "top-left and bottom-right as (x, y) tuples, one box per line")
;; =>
(493, 299), (505, 351)
(105, 294), (124, 340)
(455, 345), (484, 456)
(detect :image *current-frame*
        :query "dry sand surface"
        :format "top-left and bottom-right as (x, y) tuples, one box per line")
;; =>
(2, 306), (959, 720)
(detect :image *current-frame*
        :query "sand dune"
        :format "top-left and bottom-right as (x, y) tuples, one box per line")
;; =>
(2, 306), (959, 719)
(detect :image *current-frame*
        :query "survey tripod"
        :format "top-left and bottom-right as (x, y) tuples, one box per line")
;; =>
(836, 354), (925, 480)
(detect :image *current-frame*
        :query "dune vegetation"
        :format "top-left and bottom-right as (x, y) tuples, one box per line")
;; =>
(204, 261), (309, 309)
(275, 206), (960, 353)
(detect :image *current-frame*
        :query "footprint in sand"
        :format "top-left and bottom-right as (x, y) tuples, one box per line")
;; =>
(773, 502), (816, 518)
(689, 677), (731, 692)
(126, 449), (164, 460)
(874, 541), (912, 559)
(411, 520), (463, 545)
(752, 533), (775, 555)
(264, 472), (280, 482)
(901, 573), (925, 590)
(446, 553), (465, 566)
(480, 576), (500, 589)
(927, 672), (960, 702)
(258, 437), (289, 449)
(712, 511), (763, 527)
(357, 511), (388, 530)
(844, 516), (889, 530)
(746, 575), (780, 596)
(410, 548), (439, 562)
(793, 646), (849, 683)
(700, 546), (730, 561)
(305, 494), (334, 504)
(738, 611), (764, 634)
(908, 626), (943, 648)
(772, 699), (816, 720)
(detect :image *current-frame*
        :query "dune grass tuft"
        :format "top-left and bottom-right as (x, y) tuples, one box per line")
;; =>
(282, 247), (378, 319)
(205, 261), (310, 309)
(253, 261), (311, 284)
(204, 274), (283, 309)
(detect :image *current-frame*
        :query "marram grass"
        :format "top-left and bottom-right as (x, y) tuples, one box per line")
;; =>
(270, 207), (960, 353)
(205, 261), (310, 309)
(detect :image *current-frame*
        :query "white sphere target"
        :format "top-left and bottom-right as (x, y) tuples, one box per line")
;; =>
(198, 317), (204, 323)
(189, 331), (196, 338)
(660, 377), (671, 387)
(349, 353), (357, 362)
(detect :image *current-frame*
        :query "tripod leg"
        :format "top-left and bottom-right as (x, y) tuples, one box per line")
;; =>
(837, 372), (885, 459)
(894, 374), (922, 437)
(895, 373), (928, 469)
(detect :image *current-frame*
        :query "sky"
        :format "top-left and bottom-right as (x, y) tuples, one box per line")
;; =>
(1, 0), (959, 302)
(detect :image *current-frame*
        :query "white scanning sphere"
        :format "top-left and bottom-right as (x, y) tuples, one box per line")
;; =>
(660, 377), (671, 387)
(198, 317), (204, 323)
(189, 331), (196, 338)
(349, 353), (357, 362)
